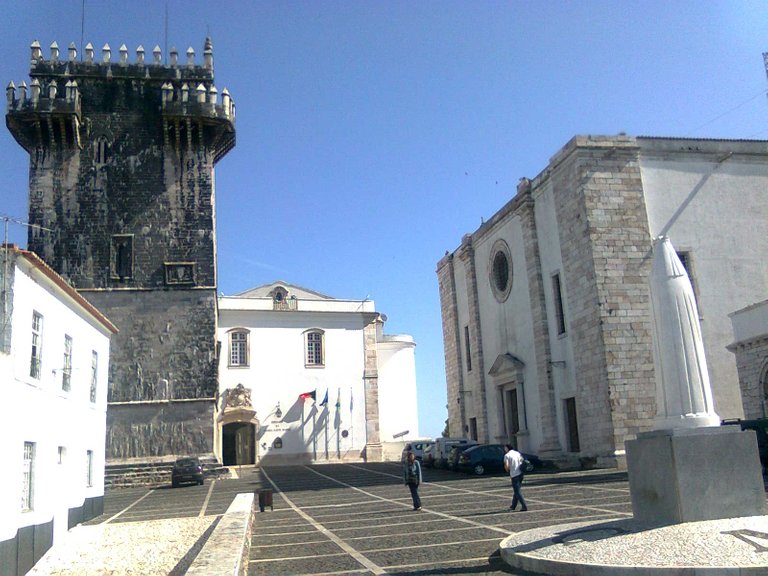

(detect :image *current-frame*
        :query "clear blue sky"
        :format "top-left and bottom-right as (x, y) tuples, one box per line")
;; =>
(2, 1), (767, 438)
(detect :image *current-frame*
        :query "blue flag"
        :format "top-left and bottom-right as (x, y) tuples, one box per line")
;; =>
(319, 389), (328, 407)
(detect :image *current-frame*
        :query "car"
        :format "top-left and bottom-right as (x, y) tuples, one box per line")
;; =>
(171, 457), (204, 487)
(400, 440), (434, 463)
(721, 418), (768, 471)
(446, 443), (480, 471)
(457, 444), (545, 476)
(431, 438), (477, 469)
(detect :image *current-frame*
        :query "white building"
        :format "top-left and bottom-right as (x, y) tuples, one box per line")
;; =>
(0, 246), (116, 576)
(438, 136), (768, 468)
(216, 282), (419, 465)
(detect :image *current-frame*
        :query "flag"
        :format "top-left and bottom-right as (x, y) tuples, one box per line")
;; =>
(299, 390), (316, 402)
(319, 389), (328, 407)
(335, 388), (341, 409)
(349, 388), (354, 412)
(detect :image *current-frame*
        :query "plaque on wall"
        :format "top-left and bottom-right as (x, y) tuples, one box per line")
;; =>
(164, 262), (195, 285)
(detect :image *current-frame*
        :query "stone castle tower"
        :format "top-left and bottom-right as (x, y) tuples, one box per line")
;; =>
(6, 38), (235, 462)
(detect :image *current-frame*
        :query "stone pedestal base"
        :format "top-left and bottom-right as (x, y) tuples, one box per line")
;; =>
(626, 426), (765, 526)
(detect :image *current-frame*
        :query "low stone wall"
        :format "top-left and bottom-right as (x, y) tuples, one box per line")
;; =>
(186, 493), (255, 576)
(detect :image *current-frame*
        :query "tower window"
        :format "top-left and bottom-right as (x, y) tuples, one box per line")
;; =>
(93, 136), (110, 165)
(552, 272), (567, 336)
(111, 235), (134, 280)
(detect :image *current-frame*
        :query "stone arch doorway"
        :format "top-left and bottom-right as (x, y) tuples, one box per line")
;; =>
(218, 384), (259, 466)
(222, 422), (256, 466)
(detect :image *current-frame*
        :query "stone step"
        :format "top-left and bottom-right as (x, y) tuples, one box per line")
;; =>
(105, 457), (230, 488)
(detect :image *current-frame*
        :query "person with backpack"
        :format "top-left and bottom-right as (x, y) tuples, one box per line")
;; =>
(503, 444), (528, 512)
(403, 451), (423, 511)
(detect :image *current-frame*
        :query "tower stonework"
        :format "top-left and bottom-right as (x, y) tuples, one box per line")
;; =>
(6, 39), (235, 462)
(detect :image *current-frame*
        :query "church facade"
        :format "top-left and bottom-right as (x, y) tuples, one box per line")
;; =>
(217, 282), (419, 465)
(438, 135), (768, 467)
(6, 38), (235, 465)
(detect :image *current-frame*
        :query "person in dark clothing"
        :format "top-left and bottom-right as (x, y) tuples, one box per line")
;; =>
(403, 451), (423, 511)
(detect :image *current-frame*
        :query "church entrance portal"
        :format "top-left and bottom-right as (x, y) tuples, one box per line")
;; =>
(222, 422), (255, 466)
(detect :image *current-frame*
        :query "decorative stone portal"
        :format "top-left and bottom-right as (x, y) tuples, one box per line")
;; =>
(219, 384), (259, 466)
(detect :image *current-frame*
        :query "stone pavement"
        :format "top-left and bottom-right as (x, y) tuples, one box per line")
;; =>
(501, 515), (768, 575)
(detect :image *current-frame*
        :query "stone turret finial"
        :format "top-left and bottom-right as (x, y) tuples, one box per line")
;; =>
(153, 45), (162, 64)
(170, 47), (178, 66)
(181, 83), (189, 103)
(208, 84), (218, 105)
(30, 78), (40, 103)
(136, 45), (145, 65)
(161, 82), (173, 105)
(196, 83), (206, 104)
(85, 43), (94, 63)
(119, 44), (129, 64)
(68, 42), (77, 62)
(19, 81), (27, 104)
(48, 80), (58, 100)
(203, 37), (213, 70)
(31, 40), (43, 62)
(102, 44), (111, 63)
(50, 41), (60, 61)
(221, 87), (231, 116)
(6, 81), (15, 110)
(186, 46), (195, 66)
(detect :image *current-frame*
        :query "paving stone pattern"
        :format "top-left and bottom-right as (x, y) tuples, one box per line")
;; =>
(249, 463), (635, 575)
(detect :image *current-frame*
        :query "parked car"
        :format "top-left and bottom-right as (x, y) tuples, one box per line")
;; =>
(400, 440), (434, 462)
(171, 456), (204, 487)
(430, 438), (477, 469)
(721, 418), (768, 472)
(447, 443), (480, 471)
(457, 444), (544, 476)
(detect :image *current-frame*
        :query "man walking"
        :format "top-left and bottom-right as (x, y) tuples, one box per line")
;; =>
(503, 444), (528, 512)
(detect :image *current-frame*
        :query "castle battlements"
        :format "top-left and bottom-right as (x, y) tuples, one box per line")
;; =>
(6, 37), (235, 159)
(6, 37), (234, 118)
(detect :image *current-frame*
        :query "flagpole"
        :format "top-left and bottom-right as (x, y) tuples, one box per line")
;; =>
(312, 408), (316, 461)
(324, 403), (329, 460)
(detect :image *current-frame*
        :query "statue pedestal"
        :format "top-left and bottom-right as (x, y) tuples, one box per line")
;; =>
(626, 426), (765, 526)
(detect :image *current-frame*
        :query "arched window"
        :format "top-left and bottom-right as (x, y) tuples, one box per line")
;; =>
(228, 329), (249, 367)
(305, 329), (324, 367)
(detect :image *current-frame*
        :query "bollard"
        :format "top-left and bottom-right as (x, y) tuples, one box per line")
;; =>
(258, 489), (273, 512)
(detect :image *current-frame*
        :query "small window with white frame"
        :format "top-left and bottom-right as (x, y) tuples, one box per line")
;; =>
(62, 334), (73, 391)
(228, 329), (249, 367)
(305, 329), (325, 367)
(30, 311), (43, 379)
(22, 441), (35, 512)
(86, 450), (94, 487)
(90, 351), (98, 403)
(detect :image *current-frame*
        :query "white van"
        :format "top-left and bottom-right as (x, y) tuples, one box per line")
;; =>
(400, 439), (434, 463)
(425, 437), (477, 469)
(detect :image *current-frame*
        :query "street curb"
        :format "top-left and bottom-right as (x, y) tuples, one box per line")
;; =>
(186, 493), (255, 576)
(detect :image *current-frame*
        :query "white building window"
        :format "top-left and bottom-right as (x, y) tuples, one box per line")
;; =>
(90, 351), (98, 403)
(22, 442), (35, 512)
(86, 450), (94, 487)
(229, 330), (249, 367)
(30, 311), (43, 379)
(305, 330), (324, 367)
(62, 334), (73, 391)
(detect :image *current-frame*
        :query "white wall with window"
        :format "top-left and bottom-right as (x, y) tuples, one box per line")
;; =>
(0, 247), (116, 572)
(217, 282), (420, 465)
